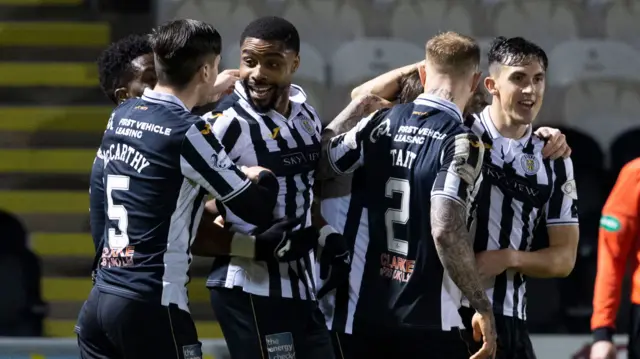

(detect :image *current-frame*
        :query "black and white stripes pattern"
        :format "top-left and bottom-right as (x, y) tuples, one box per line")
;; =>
(464, 107), (579, 320)
(203, 82), (322, 301)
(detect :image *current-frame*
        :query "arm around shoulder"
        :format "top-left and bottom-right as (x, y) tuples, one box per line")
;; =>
(179, 119), (276, 227)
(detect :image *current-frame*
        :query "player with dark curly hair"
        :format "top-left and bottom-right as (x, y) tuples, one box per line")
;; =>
(89, 34), (158, 285)
(97, 33), (156, 104)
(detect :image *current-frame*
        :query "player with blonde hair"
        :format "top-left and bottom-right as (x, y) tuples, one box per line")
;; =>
(316, 32), (497, 359)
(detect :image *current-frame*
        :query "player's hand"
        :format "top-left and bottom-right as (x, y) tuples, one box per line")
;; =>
(317, 226), (351, 299)
(536, 127), (572, 160)
(475, 250), (512, 283)
(241, 165), (272, 183)
(211, 69), (239, 102)
(590, 340), (616, 359)
(254, 217), (308, 262)
(357, 94), (394, 115)
(471, 311), (497, 359)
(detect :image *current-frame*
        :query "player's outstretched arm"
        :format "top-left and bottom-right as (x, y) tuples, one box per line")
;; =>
(317, 96), (392, 180)
(180, 120), (277, 227)
(350, 61), (422, 101)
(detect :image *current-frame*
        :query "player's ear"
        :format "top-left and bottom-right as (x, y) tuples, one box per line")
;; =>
(484, 76), (498, 96)
(418, 64), (426, 86)
(114, 88), (128, 103)
(291, 54), (300, 74)
(201, 55), (220, 83)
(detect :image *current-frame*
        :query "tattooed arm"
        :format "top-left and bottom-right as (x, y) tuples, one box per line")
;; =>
(430, 197), (492, 312)
(350, 61), (423, 101)
(322, 94), (393, 142)
(429, 132), (490, 313)
(316, 94), (392, 180)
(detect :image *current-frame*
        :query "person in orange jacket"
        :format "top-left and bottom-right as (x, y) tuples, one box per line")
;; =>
(591, 158), (640, 359)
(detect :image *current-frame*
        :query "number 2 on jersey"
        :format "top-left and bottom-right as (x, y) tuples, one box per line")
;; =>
(385, 178), (409, 256)
(106, 174), (130, 250)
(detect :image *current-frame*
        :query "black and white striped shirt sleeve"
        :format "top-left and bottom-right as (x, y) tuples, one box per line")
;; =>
(431, 132), (485, 206)
(207, 111), (249, 163)
(324, 109), (386, 175)
(545, 157), (579, 226)
(180, 119), (251, 202)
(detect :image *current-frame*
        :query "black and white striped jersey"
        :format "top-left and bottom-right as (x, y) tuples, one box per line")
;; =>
(462, 106), (579, 320)
(202, 81), (322, 300)
(94, 89), (276, 312)
(321, 94), (484, 331)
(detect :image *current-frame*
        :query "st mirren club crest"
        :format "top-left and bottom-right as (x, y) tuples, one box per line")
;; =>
(520, 153), (540, 175)
(300, 117), (316, 135)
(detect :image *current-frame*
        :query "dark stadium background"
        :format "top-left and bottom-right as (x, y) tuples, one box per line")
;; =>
(0, 0), (637, 357)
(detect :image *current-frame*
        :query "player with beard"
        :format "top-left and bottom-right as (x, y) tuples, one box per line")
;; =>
(317, 31), (497, 359)
(199, 17), (349, 359)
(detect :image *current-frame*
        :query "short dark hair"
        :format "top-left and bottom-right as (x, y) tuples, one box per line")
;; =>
(488, 36), (548, 71)
(149, 19), (222, 89)
(397, 70), (423, 104)
(240, 16), (300, 53)
(97, 34), (152, 104)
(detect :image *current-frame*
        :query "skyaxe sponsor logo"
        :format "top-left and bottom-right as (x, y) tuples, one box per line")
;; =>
(282, 151), (320, 166)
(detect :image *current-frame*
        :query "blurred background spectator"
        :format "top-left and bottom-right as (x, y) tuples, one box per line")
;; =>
(0, 210), (46, 337)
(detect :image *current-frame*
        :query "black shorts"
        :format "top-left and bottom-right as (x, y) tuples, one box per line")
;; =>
(209, 286), (334, 359)
(330, 331), (352, 359)
(346, 324), (470, 359)
(459, 306), (536, 359)
(76, 287), (201, 359)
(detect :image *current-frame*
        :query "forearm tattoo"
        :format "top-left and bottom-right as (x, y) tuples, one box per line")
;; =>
(430, 196), (491, 313)
(323, 95), (378, 139)
(316, 96), (379, 179)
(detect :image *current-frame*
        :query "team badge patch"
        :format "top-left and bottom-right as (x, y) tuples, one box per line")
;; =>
(300, 118), (316, 135)
(561, 179), (578, 200)
(450, 134), (482, 185)
(182, 344), (202, 359)
(265, 332), (295, 359)
(600, 215), (621, 232)
(520, 154), (540, 175)
(369, 118), (391, 143)
(210, 152), (232, 170)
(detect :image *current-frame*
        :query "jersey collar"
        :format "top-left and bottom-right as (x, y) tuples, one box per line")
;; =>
(233, 81), (308, 116)
(414, 94), (463, 123)
(141, 88), (189, 112)
(480, 106), (532, 147)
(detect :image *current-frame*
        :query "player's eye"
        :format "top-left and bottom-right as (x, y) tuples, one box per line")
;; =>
(242, 57), (256, 67)
(511, 74), (524, 83)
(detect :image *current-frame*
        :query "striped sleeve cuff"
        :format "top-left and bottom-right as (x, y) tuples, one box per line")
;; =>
(546, 219), (579, 227)
(593, 326), (614, 342)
